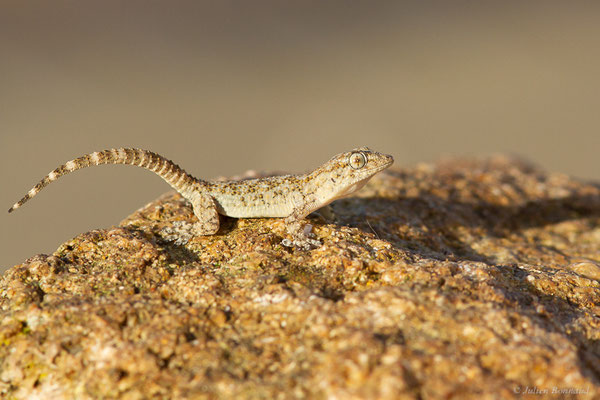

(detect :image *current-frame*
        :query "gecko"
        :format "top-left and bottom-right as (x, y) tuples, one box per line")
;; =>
(8, 147), (394, 248)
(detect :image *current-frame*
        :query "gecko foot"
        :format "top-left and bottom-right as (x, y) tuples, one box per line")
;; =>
(281, 223), (321, 250)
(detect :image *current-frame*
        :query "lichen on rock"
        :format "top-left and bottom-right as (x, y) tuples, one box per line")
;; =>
(1, 156), (599, 399)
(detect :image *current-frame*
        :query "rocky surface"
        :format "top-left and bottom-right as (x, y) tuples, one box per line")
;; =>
(1, 156), (599, 399)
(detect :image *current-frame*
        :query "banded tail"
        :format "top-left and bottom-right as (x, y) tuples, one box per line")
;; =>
(8, 148), (201, 213)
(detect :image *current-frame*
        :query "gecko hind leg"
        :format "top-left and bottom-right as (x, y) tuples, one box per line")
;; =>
(189, 192), (220, 235)
(160, 192), (220, 245)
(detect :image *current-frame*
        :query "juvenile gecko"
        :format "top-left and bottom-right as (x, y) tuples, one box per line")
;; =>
(8, 147), (393, 248)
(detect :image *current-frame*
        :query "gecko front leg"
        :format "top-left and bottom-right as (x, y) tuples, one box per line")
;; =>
(282, 200), (322, 250)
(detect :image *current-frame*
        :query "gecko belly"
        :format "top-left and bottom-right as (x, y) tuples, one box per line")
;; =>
(216, 202), (292, 219)
(211, 192), (294, 218)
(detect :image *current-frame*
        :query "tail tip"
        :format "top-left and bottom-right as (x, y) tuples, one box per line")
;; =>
(8, 204), (18, 213)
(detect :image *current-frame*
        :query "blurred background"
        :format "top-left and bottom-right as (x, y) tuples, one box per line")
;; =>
(1, 1), (599, 271)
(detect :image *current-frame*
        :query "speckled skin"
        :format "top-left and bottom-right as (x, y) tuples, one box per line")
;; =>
(9, 147), (393, 247)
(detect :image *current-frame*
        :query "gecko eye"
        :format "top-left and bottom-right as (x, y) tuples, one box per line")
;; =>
(348, 152), (367, 170)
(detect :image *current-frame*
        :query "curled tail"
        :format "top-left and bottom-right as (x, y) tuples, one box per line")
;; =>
(8, 148), (202, 213)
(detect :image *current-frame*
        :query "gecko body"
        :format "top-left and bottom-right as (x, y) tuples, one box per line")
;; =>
(9, 147), (393, 248)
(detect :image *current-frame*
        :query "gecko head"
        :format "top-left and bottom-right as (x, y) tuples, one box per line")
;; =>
(310, 147), (394, 202)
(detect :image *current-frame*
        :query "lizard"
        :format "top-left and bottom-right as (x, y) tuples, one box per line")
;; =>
(8, 147), (394, 248)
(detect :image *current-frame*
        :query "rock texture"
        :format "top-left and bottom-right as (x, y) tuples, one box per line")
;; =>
(1, 156), (599, 399)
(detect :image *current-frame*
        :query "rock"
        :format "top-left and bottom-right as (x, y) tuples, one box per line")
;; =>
(1, 155), (599, 399)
